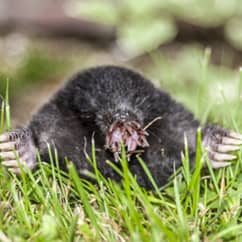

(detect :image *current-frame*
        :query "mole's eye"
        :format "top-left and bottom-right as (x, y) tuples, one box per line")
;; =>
(98, 113), (113, 126)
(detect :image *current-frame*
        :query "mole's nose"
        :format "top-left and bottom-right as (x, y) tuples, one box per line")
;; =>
(105, 119), (149, 162)
(113, 110), (137, 123)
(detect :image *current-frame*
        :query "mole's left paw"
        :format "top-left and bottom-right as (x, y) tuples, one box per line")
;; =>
(0, 128), (37, 174)
(202, 127), (242, 169)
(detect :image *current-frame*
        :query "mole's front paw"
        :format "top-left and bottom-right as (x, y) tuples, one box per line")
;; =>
(0, 128), (37, 174)
(202, 126), (242, 169)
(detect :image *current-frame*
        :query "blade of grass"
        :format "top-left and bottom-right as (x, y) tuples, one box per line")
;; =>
(5, 80), (11, 131)
(0, 100), (4, 133)
(68, 162), (100, 236)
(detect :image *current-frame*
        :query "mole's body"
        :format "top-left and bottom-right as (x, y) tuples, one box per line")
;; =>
(0, 66), (242, 189)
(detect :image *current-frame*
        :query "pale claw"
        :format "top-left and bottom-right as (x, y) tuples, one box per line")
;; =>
(4, 158), (36, 174)
(222, 137), (242, 145)
(0, 151), (16, 160)
(8, 160), (36, 174)
(216, 144), (240, 153)
(0, 142), (16, 151)
(229, 131), (242, 140)
(2, 160), (19, 167)
(210, 161), (231, 169)
(0, 133), (9, 142)
(209, 152), (236, 161)
(8, 168), (22, 174)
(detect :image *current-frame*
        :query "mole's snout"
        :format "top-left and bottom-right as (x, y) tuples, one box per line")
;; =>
(105, 120), (149, 161)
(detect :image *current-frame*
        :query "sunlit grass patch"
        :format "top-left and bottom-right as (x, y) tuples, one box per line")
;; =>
(0, 133), (241, 241)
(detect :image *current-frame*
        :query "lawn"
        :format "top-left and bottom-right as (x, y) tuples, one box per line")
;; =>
(0, 48), (241, 242)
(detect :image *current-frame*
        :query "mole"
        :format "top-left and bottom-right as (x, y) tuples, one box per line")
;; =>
(0, 65), (241, 189)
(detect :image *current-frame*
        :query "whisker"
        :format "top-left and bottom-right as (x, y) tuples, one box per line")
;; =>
(143, 116), (162, 130)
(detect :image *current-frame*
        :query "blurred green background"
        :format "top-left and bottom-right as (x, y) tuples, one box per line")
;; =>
(0, 0), (242, 128)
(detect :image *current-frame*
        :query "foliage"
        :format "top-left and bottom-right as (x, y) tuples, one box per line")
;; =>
(0, 48), (69, 98)
(68, 0), (242, 57)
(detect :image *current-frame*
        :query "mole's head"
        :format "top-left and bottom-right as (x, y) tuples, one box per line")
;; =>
(96, 109), (149, 161)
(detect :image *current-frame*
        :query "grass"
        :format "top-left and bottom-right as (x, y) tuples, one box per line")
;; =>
(0, 48), (70, 98)
(0, 59), (242, 242)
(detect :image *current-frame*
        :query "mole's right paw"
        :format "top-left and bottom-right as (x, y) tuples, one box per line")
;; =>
(0, 128), (37, 174)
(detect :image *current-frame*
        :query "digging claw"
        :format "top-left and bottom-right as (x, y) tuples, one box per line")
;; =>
(222, 137), (242, 145)
(0, 151), (17, 160)
(2, 160), (19, 167)
(229, 131), (242, 140)
(209, 152), (236, 161)
(215, 144), (240, 153)
(0, 141), (16, 151)
(0, 133), (9, 142)
(210, 161), (231, 169)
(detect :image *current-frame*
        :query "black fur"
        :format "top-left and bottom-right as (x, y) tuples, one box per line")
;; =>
(27, 65), (202, 189)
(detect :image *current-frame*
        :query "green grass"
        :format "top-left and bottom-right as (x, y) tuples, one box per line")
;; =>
(0, 61), (242, 242)
(0, 48), (70, 98)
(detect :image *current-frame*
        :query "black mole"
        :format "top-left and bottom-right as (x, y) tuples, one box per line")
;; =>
(0, 65), (242, 189)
